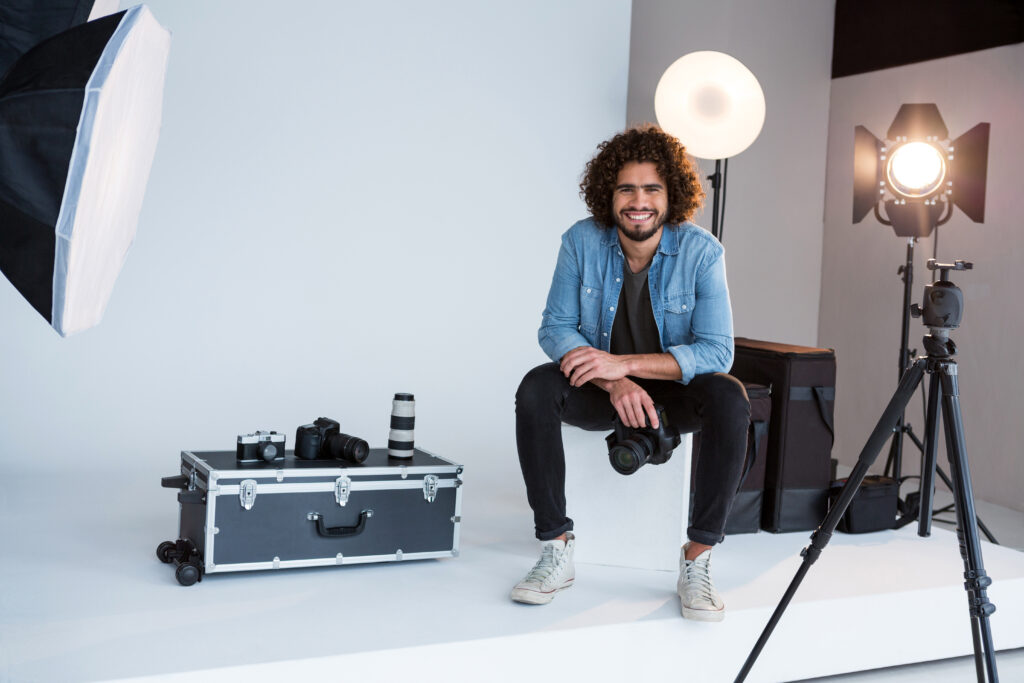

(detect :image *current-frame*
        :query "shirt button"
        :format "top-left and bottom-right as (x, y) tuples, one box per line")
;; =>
(616, 278), (621, 282)
(602, 332), (608, 337)
(682, 305), (688, 310)
(609, 307), (615, 312)
(586, 288), (592, 293)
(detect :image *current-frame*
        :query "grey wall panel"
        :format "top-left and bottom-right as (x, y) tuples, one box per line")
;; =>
(625, 0), (836, 347)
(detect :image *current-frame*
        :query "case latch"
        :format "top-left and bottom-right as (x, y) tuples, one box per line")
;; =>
(239, 479), (258, 510)
(423, 475), (439, 503)
(335, 476), (351, 506)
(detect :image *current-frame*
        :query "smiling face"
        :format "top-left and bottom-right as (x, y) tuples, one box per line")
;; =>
(611, 161), (668, 243)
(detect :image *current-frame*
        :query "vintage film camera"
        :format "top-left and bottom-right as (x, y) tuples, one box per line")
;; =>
(605, 404), (681, 475)
(295, 417), (369, 464)
(236, 430), (286, 463)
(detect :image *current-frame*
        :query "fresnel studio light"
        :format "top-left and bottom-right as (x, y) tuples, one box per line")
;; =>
(854, 103), (989, 237)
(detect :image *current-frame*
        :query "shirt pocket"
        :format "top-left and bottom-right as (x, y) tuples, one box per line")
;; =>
(662, 290), (695, 344)
(579, 285), (602, 334)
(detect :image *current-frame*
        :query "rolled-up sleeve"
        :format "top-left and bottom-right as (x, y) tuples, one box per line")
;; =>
(538, 234), (591, 362)
(665, 249), (734, 383)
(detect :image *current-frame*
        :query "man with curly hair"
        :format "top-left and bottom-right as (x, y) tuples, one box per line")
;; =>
(510, 125), (750, 622)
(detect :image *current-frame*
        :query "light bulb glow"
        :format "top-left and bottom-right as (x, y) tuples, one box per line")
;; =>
(886, 141), (946, 198)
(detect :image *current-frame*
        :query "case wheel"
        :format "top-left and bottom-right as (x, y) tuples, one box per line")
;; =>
(156, 541), (177, 563)
(175, 561), (202, 586)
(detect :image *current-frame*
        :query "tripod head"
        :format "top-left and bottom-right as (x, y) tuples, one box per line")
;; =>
(911, 259), (972, 357)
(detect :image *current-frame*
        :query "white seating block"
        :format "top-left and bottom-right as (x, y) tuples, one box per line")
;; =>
(562, 424), (691, 571)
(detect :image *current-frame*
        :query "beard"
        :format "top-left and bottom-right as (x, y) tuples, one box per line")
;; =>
(614, 211), (665, 243)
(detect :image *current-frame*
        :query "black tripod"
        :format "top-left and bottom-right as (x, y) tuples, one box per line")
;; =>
(737, 260), (999, 683)
(886, 239), (997, 543)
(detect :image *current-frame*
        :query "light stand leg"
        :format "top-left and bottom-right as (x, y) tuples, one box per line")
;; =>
(886, 239), (916, 481)
(708, 159), (722, 241)
(917, 372), (941, 537)
(735, 359), (927, 682)
(938, 366), (999, 682)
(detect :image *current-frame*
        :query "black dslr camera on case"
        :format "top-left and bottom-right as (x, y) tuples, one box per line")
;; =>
(295, 417), (370, 464)
(606, 404), (680, 475)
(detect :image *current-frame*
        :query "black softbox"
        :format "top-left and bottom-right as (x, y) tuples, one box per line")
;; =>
(0, 3), (169, 336)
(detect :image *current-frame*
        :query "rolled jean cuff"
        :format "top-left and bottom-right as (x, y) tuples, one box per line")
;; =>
(537, 519), (574, 541)
(687, 526), (724, 547)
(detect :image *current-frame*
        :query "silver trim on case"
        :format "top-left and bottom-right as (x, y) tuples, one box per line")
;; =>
(181, 450), (459, 481)
(205, 550), (455, 573)
(215, 478), (459, 496)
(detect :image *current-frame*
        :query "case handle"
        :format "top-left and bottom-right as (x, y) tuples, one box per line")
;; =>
(308, 509), (373, 538)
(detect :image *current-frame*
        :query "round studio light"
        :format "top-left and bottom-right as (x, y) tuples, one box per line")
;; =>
(654, 51), (765, 160)
(886, 141), (947, 198)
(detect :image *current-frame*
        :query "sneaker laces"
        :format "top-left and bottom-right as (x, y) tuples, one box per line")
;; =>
(525, 544), (562, 584)
(683, 556), (717, 602)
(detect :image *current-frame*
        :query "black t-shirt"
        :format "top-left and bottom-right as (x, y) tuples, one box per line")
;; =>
(609, 260), (661, 355)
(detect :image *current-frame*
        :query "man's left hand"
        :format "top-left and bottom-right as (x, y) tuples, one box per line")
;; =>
(560, 347), (631, 387)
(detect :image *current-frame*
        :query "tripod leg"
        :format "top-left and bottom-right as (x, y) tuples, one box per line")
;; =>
(938, 367), (999, 683)
(933, 465), (1000, 544)
(917, 372), (941, 537)
(736, 359), (927, 683)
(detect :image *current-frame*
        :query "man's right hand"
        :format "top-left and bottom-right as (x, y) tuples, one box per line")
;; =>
(605, 377), (659, 429)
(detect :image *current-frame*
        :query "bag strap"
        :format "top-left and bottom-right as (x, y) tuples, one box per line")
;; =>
(736, 419), (768, 491)
(789, 385), (835, 445)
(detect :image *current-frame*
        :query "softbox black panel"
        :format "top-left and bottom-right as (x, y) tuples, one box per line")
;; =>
(853, 125), (882, 223)
(884, 200), (944, 238)
(0, 5), (170, 336)
(0, 0), (119, 77)
(951, 123), (990, 223)
(886, 103), (948, 141)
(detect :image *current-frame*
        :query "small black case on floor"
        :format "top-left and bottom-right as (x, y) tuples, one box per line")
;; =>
(830, 475), (898, 533)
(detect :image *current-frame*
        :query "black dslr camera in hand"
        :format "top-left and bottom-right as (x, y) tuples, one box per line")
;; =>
(295, 417), (369, 464)
(606, 404), (681, 475)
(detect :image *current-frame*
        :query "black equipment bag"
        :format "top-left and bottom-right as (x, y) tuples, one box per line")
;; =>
(730, 338), (837, 533)
(689, 381), (771, 535)
(829, 475), (898, 533)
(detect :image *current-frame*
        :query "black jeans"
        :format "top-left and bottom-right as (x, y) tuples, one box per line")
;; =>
(515, 362), (750, 545)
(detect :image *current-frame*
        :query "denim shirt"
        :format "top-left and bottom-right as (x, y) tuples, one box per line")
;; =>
(538, 218), (734, 384)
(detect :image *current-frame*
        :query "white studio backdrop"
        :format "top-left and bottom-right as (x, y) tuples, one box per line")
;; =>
(0, 1), (633, 508)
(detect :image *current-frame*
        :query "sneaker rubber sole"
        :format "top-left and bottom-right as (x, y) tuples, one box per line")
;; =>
(680, 600), (725, 622)
(510, 578), (574, 605)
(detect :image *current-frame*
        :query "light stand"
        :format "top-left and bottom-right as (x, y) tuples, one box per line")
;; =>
(654, 51), (763, 243)
(852, 104), (993, 538)
(737, 260), (999, 683)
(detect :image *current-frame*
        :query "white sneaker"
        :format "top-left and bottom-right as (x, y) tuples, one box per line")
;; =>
(509, 532), (575, 605)
(677, 543), (725, 621)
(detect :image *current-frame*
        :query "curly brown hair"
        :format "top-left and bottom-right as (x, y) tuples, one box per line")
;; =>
(580, 124), (705, 228)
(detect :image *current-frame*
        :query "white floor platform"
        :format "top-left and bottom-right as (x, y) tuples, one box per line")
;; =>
(1, 466), (1023, 683)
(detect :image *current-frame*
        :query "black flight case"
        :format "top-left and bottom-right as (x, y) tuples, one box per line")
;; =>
(158, 448), (463, 585)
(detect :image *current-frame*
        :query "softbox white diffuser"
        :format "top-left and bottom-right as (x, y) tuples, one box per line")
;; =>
(654, 50), (765, 160)
(0, 4), (170, 336)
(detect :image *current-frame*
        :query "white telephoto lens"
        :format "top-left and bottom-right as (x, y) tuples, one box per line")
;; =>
(388, 393), (415, 458)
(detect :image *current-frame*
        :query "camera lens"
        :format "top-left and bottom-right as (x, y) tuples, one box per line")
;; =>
(257, 441), (279, 462)
(327, 433), (370, 464)
(608, 432), (656, 475)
